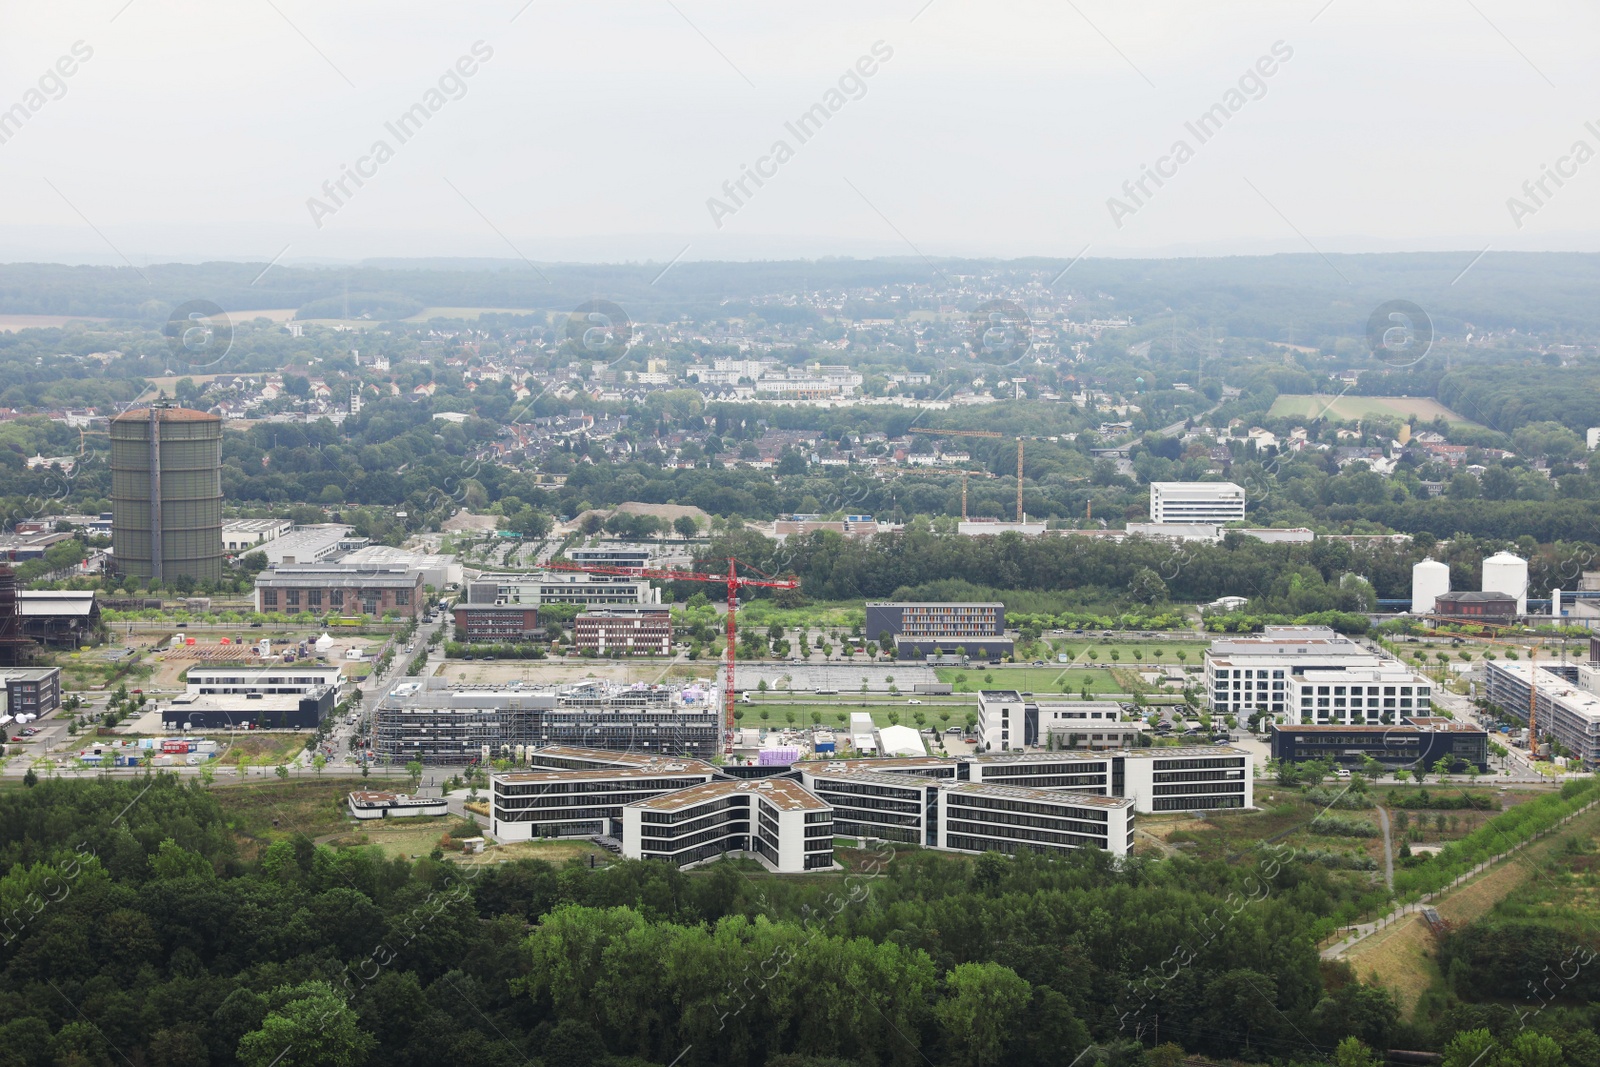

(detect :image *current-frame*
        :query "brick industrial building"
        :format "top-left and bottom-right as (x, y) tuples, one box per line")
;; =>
(255, 564), (424, 618)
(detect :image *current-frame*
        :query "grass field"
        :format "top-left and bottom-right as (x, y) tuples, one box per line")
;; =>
(1342, 803), (1600, 1015)
(1267, 394), (1477, 427)
(936, 666), (1130, 694)
(211, 778), (360, 856)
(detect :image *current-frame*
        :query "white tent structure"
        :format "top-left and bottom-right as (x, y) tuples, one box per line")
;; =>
(878, 724), (926, 757)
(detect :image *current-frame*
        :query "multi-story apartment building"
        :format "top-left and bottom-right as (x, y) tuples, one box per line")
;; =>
(1485, 660), (1600, 769)
(255, 564), (423, 618)
(1149, 481), (1246, 525)
(864, 601), (1012, 659)
(573, 607), (672, 656)
(1205, 626), (1432, 723)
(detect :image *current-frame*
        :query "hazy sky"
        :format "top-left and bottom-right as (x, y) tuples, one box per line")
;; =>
(3, 0), (1599, 266)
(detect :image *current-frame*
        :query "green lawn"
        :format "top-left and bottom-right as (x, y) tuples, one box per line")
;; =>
(936, 666), (1130, 695)
(736, 701), (973, 729)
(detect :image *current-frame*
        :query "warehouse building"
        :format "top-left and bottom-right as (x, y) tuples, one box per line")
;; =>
(161, 686), (335, 730)
(863, 601), (1013, 660)
(259, 524), (357, 566)
(1269, 718), (1490, 773)
(573, 606), (672, 656)
(221, 518), (291, 553)
(18, 590), (101, 647)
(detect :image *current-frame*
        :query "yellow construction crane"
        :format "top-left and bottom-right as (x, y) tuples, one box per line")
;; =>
(909, 427), (1026, 521)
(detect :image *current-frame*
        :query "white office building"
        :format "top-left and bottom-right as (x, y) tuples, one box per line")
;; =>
(977, 690), (1134, 751)
(1149, 481), (1246, 525)
(1287, 664), (1434, 725)
(969, 748), (1254, 813)
(622, 778), (836, 872)
(1205, 626), (1432, 723)
(491, 756), (717, 841)
(466, 570), (659, 607)
(938, 784), (1134, 857)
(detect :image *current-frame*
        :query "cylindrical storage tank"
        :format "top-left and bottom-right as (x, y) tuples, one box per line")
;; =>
(1411, 558), (1450, 614)
(110, 407), (223, 583)
(1482, 551), (1529, 615)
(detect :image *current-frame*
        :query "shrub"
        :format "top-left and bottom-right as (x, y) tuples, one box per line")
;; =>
(1310, 814), (1379, 837)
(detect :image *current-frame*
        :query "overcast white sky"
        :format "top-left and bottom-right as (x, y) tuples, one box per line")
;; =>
(2, 0), (1598, 265)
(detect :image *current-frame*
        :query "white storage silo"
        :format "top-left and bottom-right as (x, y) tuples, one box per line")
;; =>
(1411, 558), (1450, 614)
(1482, 551), (1529, 615)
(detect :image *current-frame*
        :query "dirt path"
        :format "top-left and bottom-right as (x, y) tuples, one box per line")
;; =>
(1376, 805), (1394, 890)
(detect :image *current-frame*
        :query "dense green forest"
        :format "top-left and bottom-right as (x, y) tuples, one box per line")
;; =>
(4, 775), (1598, 1067)
(689, 523), (1597, 607)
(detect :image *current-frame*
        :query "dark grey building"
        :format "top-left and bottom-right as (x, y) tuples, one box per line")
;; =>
(1269, 717), (1490, 772)
(864, 601), (1012, 660)
(161, 686), (335, 730)
(374, 679), (719, 764)
(2, 667), (61, 717)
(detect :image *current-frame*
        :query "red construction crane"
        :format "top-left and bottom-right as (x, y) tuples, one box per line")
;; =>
(544, 557), (799, 754)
